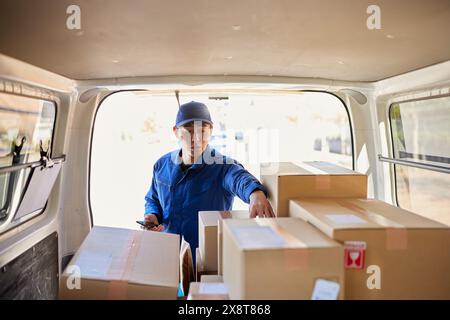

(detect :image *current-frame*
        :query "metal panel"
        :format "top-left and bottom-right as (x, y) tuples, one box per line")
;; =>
(0, 232), (58, 299)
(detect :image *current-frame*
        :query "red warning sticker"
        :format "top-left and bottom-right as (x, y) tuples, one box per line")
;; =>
(344, 241), (367, 269)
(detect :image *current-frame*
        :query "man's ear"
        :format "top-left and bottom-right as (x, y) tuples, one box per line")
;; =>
(173, 126), (179, 138)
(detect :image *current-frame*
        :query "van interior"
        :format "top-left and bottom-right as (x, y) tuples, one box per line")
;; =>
(0, 0), (449, 300)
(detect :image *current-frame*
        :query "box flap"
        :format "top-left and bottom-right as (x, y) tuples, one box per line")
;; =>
(223, 218), (341, 250)
(290, 198), (448, 231)
(199, 211), (221, 227)
(63, 226), (180, 288)
(261, 161), (364, 177)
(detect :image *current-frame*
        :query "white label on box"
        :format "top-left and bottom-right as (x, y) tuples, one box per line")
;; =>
(199, 283), (228, 295)
(325, 214), (368, 225)
(311, 279), (340, 300)
(232, 226), (287, 248)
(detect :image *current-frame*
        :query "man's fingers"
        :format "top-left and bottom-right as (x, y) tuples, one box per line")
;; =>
(268, 206), (275, 217)
(251, 203), (275, 218)
(255, 207), (265, 218)
(149, 225), (164, 232)
(145, 214), (159, 225)
(249, 206), (258, 218)
(261, 208), (268, 218)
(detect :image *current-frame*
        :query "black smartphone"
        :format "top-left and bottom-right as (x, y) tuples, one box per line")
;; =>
(136, 220), (158, 228)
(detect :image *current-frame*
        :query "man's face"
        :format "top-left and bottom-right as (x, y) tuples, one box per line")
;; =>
(174, 121), (212, 158)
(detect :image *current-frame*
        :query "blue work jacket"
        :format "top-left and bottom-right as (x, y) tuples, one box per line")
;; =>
(144, 144), (267, 262)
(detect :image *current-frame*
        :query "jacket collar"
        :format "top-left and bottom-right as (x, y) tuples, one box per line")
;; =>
(169, 144), (219, 184)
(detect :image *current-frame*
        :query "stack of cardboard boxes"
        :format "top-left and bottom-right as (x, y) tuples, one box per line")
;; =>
(63, 162), (449, 300)
(289, 198), (450, 299)
(200, 162), (450, 300)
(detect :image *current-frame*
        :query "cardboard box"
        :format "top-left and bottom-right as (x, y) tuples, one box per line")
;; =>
(187, 282), (229, 300)
(198, 211), (221, 272)
(59, 226), (180, 300)
(195, 247), (217, 282)
(260, 162), (367, 216)
(201, 275), (223, 283)
(289, 198), (450, 299)
(217, 211), (249, 275)
(198, 210), (249, 275)
(222, 218), (345, 300)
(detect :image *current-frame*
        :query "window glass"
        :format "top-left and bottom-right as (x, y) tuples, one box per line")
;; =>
(91, 91), (352, 229)
(0, 93), (56, 224)
(390, 96), (450, 226)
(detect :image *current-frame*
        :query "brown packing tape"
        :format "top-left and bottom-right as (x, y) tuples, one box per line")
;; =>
(106, 230), (144, 299)
(385, 228), (408, 250)
(315, 175), (331, 191)
(254, 219), (307, 247)
(284, 248), (309, 271)
(336, 200), (408, 250)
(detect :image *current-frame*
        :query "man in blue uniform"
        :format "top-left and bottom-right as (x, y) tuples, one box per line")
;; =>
(143, 101), (274, 260)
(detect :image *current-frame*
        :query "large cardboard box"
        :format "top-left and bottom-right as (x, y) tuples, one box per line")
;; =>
(59, 226), (180, 300)
(222, 218), (345, 300)
(289, 198), (450, 299)
(217, 211), (249, 275)
(260, 162), (367, 216)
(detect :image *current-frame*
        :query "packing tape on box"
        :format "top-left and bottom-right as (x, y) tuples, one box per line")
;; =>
(294, 163), (332, 191)
(255, 219), (309, 270)
(107, 230), (144, 299)
(336, 199), (408, 250)
(315, 175), (332, 191)
(296, 162), (329, 175)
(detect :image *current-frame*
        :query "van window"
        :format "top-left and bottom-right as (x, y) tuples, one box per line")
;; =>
(0, 92), (56, 224)
(91, 91), (353, 229)
(390, 95), (450, 225)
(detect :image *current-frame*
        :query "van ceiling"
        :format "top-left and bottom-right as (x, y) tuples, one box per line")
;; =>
(0, 0), (449, 82)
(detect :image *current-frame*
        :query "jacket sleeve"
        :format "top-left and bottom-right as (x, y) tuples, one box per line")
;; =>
(222, 160), (268, 204)
(144, 164), (163, 222)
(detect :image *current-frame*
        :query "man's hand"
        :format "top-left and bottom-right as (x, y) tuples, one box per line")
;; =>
(144, 214), (165, 232)
(249, 190), (275, 218)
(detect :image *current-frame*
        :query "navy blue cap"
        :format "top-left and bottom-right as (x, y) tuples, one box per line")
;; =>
(175, 101), (213, 128)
